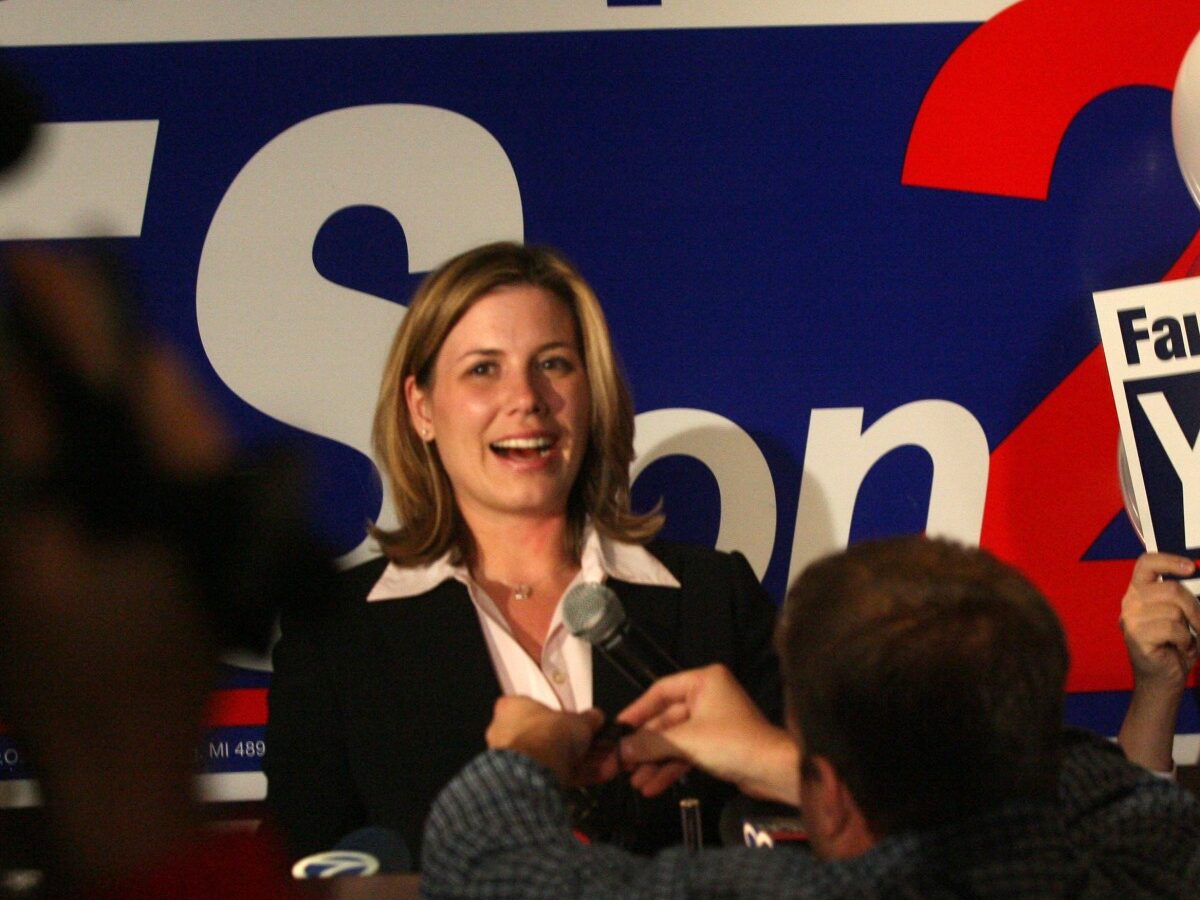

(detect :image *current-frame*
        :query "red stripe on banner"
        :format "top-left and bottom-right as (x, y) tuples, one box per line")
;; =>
(903, 0), (1200, 199)
(981, 347), (1129, 691)
(1, 693), (268, 732)
(205, 688), (269, 728)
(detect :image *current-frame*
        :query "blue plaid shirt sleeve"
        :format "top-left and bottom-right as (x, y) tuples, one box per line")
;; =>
(418, 749), (834, 899)
(1057, 728), (1200, 898)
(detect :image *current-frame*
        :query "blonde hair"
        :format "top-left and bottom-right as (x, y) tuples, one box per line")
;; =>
(371, 242), (662, 565)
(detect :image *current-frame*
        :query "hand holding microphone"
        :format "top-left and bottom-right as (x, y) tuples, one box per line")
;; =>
(481, 573), (688, 793)
(485, 696), (619, 787)
(561, 585), (801, 851)
(563, 583), (695, 795)
(617, 665), (801, 807)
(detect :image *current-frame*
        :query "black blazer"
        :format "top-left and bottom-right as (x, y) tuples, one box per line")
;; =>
(263, 541), (782, 866)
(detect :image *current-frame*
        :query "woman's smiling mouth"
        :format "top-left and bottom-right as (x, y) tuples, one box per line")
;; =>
(490, 435), (558, 460)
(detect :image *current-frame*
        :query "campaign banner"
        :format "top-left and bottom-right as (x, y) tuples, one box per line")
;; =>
(3, 1), (1200, 803)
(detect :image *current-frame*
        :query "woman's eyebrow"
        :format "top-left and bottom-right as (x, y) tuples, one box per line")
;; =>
(452, 341), (574, 364)
(451, 347), (502, 364)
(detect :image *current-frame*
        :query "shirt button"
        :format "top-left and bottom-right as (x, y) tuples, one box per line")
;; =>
(550, 670), (567, 685)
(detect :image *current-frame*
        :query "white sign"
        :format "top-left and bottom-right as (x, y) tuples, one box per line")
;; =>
(1096, 276), (1200, 561)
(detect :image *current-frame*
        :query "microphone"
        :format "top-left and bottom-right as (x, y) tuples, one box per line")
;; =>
(719, 795), (808, 849)
(563, 583), (680, 690)
(290, 827), (412, 879)
(564, 583), (703, 845)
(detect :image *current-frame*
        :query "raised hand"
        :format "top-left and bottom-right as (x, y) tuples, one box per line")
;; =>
(485, 696), (619, 787)
(1117, 552), (1200, 773)
(617, 664), (799, 805)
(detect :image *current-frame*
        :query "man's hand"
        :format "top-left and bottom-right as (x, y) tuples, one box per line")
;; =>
(485, 696), (618, 787)
(1120, 553), (1200, 689)
(1117, 553), (1200, 772)
(617, 664), (799, 805)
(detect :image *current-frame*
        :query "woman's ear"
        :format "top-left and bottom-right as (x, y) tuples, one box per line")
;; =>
(404, 375), (433, 441)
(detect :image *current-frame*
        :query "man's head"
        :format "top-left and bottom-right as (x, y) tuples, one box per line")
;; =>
(777, 536), (1068, 854)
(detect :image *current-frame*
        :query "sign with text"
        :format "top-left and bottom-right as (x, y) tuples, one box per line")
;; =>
(1096, 277), (1200, 561)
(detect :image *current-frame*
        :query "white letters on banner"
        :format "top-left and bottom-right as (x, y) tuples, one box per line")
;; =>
(0, 121), (159, 239)
(789, 401), (990, 585)
(632, 408), (777, 578)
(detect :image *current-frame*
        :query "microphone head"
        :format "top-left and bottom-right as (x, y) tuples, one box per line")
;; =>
(563, 582), (625, 644)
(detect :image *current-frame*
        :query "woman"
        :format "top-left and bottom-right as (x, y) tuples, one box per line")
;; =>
(264, 242), (781, 865)
(1117, 552), (1200, 775)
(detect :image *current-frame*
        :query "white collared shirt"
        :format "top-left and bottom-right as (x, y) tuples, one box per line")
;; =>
(366, 526), (680, 712)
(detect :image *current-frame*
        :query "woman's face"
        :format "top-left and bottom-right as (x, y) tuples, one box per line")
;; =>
(405, 284), (591, 526)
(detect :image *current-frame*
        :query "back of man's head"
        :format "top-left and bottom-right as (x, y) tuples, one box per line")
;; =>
(778, 535), (1068, 838)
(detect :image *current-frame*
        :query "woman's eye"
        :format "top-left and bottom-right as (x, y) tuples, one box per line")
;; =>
(467, 361), (496, 377)
(539, 356), (574, 372)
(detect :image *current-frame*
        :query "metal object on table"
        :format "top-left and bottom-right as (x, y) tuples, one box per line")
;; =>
(680, 797), (703, 853)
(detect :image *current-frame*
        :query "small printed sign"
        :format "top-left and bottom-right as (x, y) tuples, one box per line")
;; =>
(1095, 276), (1200, 569)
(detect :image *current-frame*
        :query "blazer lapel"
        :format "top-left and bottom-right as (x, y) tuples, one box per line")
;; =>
(366, 580), (501, 747)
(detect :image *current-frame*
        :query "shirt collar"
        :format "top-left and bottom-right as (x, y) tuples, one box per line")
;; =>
(366, 524), (679, 602)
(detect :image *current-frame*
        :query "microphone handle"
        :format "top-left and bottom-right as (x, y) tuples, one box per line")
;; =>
(593, 621), (699, 839)
(596, 621), (680, 690)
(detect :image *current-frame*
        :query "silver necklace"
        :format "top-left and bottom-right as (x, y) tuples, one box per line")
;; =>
(474, 561), (574, 601)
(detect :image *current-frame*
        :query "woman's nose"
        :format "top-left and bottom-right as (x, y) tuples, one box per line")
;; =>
(506, 367), (546, 414)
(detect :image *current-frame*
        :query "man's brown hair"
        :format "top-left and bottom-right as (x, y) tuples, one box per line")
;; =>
(778, 535), (1069, 836)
